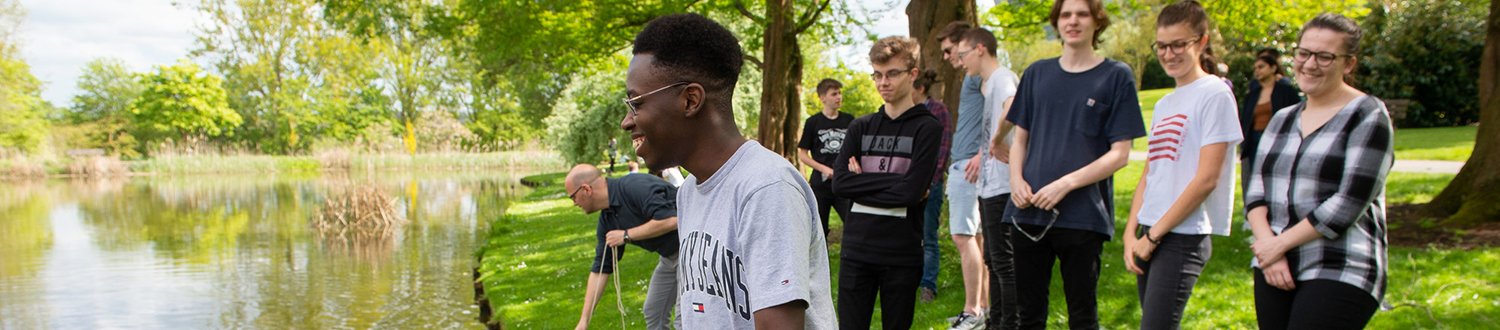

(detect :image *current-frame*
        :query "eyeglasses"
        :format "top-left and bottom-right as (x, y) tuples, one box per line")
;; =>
(568, 184), (588, 201)
(955, 47), (977, 59)
(1010, 208), (1061, 242)
(623, 81), (691, 117)
(1151, 35), (1201, 55)
(870, 68), (913, 81)
(1291, 47), (1351, 67)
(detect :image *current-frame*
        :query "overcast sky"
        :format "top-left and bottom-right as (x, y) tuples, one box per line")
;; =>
(15, 0), (992, 107)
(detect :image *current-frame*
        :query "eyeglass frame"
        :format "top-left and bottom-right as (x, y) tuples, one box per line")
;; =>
(954, 46), (978, 60)
(1291, 46), (1353, 67)
(623, 81), (692, 118)
(870, 67), (914, 81)
(1010, 208), (1061, 242)
(1150, 35), (1203, 55)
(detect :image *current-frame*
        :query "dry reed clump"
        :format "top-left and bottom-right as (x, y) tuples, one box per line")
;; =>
(65, 156), (129, 178)
(1, 159), (47, 178)
(315, 149), (352, 171)
(313, 185), (404, 238)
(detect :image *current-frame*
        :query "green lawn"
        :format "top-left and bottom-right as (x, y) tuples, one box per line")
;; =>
(1132, 88), (1476, 162)
(479, 164), (1497, 329)
(1393, 126), (1478, 162)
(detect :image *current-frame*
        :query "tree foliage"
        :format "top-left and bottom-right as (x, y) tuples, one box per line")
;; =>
(0, 0), (47, 154)
(544, 57), (632, 166)
(130, 62), (242, 144)
(1360, 0), (1488, 127)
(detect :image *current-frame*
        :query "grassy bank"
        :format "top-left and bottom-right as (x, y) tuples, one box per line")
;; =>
(0, 149), (563, 179)
(1133, 88), (1477, 163)
(478, 162), (1496, 329)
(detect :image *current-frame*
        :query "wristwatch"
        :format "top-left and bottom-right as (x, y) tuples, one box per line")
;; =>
(623, 230), (632, 243)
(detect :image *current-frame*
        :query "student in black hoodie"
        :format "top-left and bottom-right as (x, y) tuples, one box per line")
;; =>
(831, 36), (944, 330)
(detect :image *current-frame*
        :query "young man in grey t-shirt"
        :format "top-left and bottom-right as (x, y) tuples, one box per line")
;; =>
(620, 13), (836, 329)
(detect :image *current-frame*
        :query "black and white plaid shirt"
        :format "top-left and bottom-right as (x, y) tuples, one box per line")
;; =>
(1246, 95), (1393, 301)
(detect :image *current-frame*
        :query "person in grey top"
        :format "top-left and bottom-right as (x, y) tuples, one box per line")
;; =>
(619, 13), (836, 329)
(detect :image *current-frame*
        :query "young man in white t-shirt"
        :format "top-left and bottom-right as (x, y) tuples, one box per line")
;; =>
(620, 13), (835, 329)
(1122, 2), (1242, 329)
(958, 27), (1021, 330)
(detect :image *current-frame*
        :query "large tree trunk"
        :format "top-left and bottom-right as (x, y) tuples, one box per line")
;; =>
(1427, 0), (1500, 225)
(755, 0), (815, 163)
(906, 0), (976, 115)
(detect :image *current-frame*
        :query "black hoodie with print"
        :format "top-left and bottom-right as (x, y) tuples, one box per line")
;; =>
(831, 102), (943, 266)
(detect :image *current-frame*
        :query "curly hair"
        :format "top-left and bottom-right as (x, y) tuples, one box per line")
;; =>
(870, 36), (920, 69)
(632, 13), (744, 96)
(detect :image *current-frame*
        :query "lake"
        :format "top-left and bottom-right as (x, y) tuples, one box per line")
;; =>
(0, 172), (525, 329)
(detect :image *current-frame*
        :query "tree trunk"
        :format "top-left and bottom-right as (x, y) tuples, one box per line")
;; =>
(1427, 0), (1500, 225)
(906, 0), (976, 116)
(756, 0), (802, 162)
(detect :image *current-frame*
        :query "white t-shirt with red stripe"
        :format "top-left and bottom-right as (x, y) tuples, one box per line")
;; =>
(1139, 75), (1243, 236)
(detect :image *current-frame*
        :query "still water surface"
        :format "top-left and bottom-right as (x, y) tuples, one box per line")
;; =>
(0, 173), (524, 329)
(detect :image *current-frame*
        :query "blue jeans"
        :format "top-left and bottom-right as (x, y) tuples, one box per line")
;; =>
(920, 181), (944, 290)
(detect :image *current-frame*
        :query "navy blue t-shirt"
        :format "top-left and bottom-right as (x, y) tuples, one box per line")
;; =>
(1005, 58), (1146, 238)
(592, 173), (679, 273)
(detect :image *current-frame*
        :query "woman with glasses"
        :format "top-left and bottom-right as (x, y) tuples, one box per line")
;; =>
(1238, 50), (1301, 197)
(1122, 2), (1241, 329)
(1246, 13), (1393, 330)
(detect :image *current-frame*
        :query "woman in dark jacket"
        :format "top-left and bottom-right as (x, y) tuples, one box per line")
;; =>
(1239, 52), (1300, 194)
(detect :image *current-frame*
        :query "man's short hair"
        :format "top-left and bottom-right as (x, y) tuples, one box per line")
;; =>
(816, 78), (843, 96)
(937, 21), (972, 43)
(961, 28), (998, 57)
(870, 36), (920, 69)
(633, 14), (744, 96)
(1048, 0), (1112, 48)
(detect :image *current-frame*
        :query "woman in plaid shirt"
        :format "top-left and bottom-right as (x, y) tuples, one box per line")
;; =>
(1244, 13), (1393, 330)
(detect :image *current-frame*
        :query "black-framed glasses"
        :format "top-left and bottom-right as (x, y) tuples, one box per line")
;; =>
(568, 184), (588, 201)
(1010, 208), (1061, 242)
(1151, 35), (1202, 55)
(623, 81), (691, 117)
(1291, 47), (1351, 67)
(870, 68), (913, 81)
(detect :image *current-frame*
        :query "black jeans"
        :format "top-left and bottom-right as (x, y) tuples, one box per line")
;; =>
(1133, 226), (1212, 330)
(810, 181), (850, 237)
(1010, 226), (1105, 330)
(980, 195), (1018, 330)
(1253, 271), (1379, 330)
(837, 258), (922, 330)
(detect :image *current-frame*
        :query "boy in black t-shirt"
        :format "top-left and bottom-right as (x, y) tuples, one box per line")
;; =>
(797, 78), (854, 237)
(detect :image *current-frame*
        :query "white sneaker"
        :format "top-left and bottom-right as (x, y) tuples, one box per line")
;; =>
(948, 312), (985, 330)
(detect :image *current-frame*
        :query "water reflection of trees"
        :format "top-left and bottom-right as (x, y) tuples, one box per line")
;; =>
(0, 183), (55, 330)
(52, 173), (523, 328)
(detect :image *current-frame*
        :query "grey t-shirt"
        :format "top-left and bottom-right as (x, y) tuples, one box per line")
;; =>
(676, 141), (836, 329)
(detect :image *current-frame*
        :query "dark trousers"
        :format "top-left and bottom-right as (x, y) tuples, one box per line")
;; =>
(1253, 272), (1379, 330)
(980, 195), (1018, 329)
(811, 182), (850, 237)
(1010, 226), (1106, 330)
(1133, 227), (1212, 330)
(921, 181), (945, 290)
(837, 258), (922, 330)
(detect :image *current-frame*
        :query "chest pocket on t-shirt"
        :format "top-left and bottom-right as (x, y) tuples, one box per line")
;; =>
(1072, 97), (1109, 138)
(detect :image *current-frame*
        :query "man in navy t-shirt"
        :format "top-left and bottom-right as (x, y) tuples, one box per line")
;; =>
(1003, 0), (1147, 329)
(565, 164), (681, 330)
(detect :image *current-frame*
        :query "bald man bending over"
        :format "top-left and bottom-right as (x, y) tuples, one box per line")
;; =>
(564, 164), (681, 330)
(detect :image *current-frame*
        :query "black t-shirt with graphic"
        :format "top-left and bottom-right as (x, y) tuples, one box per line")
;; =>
(798, 112), (854, 183)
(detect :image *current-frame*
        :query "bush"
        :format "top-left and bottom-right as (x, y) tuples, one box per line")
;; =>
(1359, 0), (1487, 128)
(544, 57), (633, 166)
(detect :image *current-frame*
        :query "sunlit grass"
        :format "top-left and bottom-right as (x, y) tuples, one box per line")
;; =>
(481, 162), (1494, 329)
